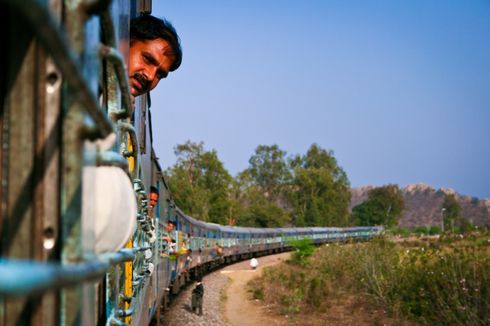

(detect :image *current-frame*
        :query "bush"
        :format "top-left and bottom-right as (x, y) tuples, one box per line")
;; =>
(428, 226), (441, 235)
(413, 226), (430, 235)
(388, 226), (411, 237)
(288, 238), (315, 266)
(411, 225), (441, 235)
(250, 285), (264, 300)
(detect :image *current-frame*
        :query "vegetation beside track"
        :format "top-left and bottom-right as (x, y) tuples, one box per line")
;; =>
(248, 231), (490, 325)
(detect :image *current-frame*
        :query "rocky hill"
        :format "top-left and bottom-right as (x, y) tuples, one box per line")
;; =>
(350, 183), (490, 228)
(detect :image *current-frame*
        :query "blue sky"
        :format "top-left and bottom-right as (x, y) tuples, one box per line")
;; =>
(150, 1), (490, 199)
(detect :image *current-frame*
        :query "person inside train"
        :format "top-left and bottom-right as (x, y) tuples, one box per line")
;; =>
(129, 15), (182, 100)
(185, 248), (193, 272)
(149, 185), (159, 219)
(162, 220), (177, 254)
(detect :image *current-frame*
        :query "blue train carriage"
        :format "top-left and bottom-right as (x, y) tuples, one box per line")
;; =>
(163, 211), (223, 294)
(309, 227), (327, 244)
(261, 227), (283, 253)
(327, 227), (343, 243)
(198, 221), (222, 266)
(0, 0), (169, 324)
(231, 226), (253, 259)
(272, 227), (286, 251)
(186, 215), (209, 272)
(144, 155), (176, 318)
(252, 228), (282, 255)
(165, 208), (195, 294)
(245, 227), (264, 254)
(326, 227), (344, 242)
(318, 227), (346, 244)
(277, 227), (299, 250)
(217, 224), (246, 263)
(346, 226), (384, 241)
(366, 225), (384, 239)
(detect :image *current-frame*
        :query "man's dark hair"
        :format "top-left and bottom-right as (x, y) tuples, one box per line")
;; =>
(130, 15), (182, 71)
(150, 185), (159, 195)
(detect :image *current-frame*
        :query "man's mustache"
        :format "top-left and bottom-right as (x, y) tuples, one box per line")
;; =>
(134, 73), (151, 93)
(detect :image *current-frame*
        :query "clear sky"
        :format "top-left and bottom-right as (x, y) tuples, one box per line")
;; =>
(150, 1), (490, 199)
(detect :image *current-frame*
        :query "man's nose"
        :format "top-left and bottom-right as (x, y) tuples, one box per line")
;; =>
(146, 67), (159, 85)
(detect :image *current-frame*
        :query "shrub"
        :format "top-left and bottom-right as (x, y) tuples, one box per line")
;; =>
(288, 238), (315, 266)
(428, 226), (441, 235)
(248, 231), (490, 324)
(250, 285), (264, 300)
(388, 226), (411, 237)
(413, 226), (430, 235)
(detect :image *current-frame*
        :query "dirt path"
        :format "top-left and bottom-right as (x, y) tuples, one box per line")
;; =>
(221, 252), (290, 326)
(162, 251), (399, 325)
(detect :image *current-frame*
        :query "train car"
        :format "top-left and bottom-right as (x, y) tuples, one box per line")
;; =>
(0, 0), (162, 324)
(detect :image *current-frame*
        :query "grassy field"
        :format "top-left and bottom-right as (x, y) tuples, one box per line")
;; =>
(248, 231), (490, 325)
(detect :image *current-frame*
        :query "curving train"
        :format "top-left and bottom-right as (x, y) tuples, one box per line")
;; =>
(0, 0), (382, 325)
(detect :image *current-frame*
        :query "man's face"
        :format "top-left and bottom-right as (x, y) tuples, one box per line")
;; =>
(128, 39), (174, 97)
(149, 192), (159, 207)
(167, 222), (175, 232)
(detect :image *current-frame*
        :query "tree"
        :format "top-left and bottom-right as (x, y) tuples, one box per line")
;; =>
(352, 184), (404, 226)
(164, 141), (233, 224)
(441, 194), (473, 232)
(237, 189), (289, 227)
(288, 144), (351, 227)
(234, 169), (290, 227)
(247, 144), (291, 201)
(226, 178), (245, 226)
(233, 144), (292, 227)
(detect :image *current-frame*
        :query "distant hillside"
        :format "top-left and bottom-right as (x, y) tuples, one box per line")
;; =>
(350, 183), (490, 228)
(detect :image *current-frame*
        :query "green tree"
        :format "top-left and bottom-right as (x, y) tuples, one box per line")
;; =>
(226, 178), (245, 226)
(237, 188), (289, 227)
(352, 184), (404, 226)
(164, 141), (233, 224)
(442, 194), (459, 232)
(234, 169), (289, 227)
(247, 144), (291, 201)
(441, 193), (473, 232)
(288, 144), (351, 226)
(233, 144), (292, 227)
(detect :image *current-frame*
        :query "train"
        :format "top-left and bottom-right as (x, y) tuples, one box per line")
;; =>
(0, 0), (383, 325)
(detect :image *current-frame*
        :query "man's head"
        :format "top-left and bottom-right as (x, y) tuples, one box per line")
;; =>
(149, 186), (159, 207)
(167, 220), (175, 232)
(129, 15), (182, 97)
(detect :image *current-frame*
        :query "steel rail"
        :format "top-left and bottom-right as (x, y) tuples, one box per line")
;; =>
(99, 8), (135, 121)
(100, 8), (117, 51)
(99, 44), (134, 120)
(119, 122), (139, 170)
(0, 248), (140, 297)
(96, 150), (129, 171)
(81, 0), (112, 16)
(0, 0), (113, 138)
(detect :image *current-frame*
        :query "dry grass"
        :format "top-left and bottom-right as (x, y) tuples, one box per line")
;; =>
(248, 231), (490, 325)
